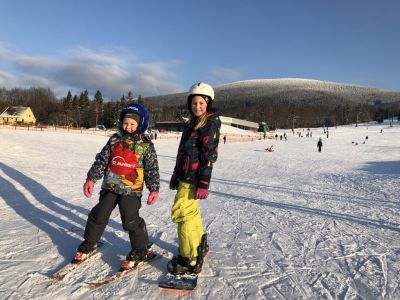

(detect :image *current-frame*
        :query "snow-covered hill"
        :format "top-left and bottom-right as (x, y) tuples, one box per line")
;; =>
(144, 78), (400, 108)
(218, 78), (377, 92)
(0, 121), (399, 299)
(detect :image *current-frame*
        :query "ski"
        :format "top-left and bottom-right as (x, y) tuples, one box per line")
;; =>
(49, 242), (103, 281)
(85, 252), (158, 289)
(158, 272), (198, 290)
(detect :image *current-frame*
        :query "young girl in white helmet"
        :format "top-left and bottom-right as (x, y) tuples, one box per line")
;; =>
(168, 82), (221, 274)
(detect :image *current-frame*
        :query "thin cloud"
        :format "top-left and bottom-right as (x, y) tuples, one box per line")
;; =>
(20, 75), (57, 89)
(0, 69), (15, 88)
(14, 56), (62, 74)
(0, 43), (183, 98)
(0, 42), (15, 60)
(66, 46), (130, 66)
(208, 67), (242, 84)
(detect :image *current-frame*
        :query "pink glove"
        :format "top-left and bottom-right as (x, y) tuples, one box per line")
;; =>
(195, 188), (208, 200)
(83, 179), (94, 198)
(147, 191), (159, 205)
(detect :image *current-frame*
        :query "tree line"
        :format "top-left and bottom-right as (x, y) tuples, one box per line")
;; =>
(0, 87), (136, 128)
(1, 85), (399, 130)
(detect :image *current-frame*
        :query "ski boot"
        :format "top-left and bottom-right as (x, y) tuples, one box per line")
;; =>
(72, 240), (98, 263)
(167, 255), (197, 275)
(120, 244), (153, 271)
(200, 233), (209, 258)
(167, 233), (209, 275)
(192, 233), (209, 273)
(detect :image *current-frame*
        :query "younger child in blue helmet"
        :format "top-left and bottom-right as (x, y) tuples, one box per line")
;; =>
(74, 103), (160, 270)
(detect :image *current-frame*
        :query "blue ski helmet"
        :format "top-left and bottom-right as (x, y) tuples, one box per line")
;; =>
(120, 102), (149, 133)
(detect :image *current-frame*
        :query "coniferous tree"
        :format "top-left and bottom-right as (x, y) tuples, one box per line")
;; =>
(94, 90), (103, 126)
(138, 94), (144, 105)
(79, 90), (90, 127)
(120, 94), (126, 107)
(127, 91), (134, 103)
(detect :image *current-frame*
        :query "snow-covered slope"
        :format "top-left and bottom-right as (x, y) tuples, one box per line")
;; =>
(0, 121), (399, 299)
(218, 78), (374, 91)
(144, 78), (400, 108)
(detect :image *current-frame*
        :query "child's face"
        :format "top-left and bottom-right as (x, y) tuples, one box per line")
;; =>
(122, 117), (138, 133)
(191, 95), (208, 117)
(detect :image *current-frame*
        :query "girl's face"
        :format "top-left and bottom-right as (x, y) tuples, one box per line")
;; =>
(122, 117), (138, 133)
(191, 95), (208, 117)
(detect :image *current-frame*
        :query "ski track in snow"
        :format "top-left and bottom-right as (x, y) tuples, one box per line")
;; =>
(0, 122), (399, 299)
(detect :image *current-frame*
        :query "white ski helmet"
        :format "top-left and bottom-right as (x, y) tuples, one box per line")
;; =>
(187, 82), (215, 112)
(188, 82), (214, 101)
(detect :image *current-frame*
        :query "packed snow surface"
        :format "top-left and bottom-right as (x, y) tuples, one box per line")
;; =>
(0, 121), (399, 299)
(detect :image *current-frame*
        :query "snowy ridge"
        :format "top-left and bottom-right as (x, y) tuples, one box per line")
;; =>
(216, 78), (380, 92)
(143, 77), (399, 111)
(0, 121), (399, 299)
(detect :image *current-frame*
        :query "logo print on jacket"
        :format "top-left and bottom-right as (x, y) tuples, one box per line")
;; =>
(109, 142), (138, 177)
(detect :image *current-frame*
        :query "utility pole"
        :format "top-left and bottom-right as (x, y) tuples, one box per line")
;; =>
(356, 112), (362, 127)
(290, 114), (298, 132)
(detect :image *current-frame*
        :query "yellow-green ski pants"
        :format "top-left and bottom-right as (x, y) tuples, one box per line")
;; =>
(171, 181), (204, 260)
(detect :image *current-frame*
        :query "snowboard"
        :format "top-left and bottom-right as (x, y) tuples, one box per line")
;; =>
(158, 273), (198, 290)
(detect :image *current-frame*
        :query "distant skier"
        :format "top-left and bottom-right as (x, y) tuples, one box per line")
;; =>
(317, 138), (323, 152)
(223, 135), (227, 144)
(266, 145), (274, 152)
(74, 103), (160, 270)
(168, 82), (221, 275)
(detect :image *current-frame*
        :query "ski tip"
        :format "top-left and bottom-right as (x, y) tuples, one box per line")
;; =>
(84, 280), (110, 289)
(48, 271), (68, 280)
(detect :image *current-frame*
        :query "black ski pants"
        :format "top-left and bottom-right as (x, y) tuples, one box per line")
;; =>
(83, 190), (149, 250)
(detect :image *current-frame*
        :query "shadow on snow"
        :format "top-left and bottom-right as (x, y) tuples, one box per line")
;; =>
(209, 189), (400, 233)
(0, 162), (173, 274)
(359, 160), (400, 175)
(212, 177), (399, 208)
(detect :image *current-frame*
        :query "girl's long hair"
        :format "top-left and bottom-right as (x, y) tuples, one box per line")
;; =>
(191, 113), (208, 130)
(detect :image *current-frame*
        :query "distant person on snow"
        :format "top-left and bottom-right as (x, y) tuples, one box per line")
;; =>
(75, 103), (160, 271)
(317, 138), (323, 152)
(266, 145), (274, 152)
(168, 82), (221, 275)
(223, 135), (227, 144)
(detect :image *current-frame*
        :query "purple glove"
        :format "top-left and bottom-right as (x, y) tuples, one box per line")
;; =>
(195, 187), (208, 200)
(83, 179), (94, 198)
(147, 191), (159, 205)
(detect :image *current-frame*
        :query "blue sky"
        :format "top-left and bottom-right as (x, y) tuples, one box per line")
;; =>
(0, 0), (399, 99)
